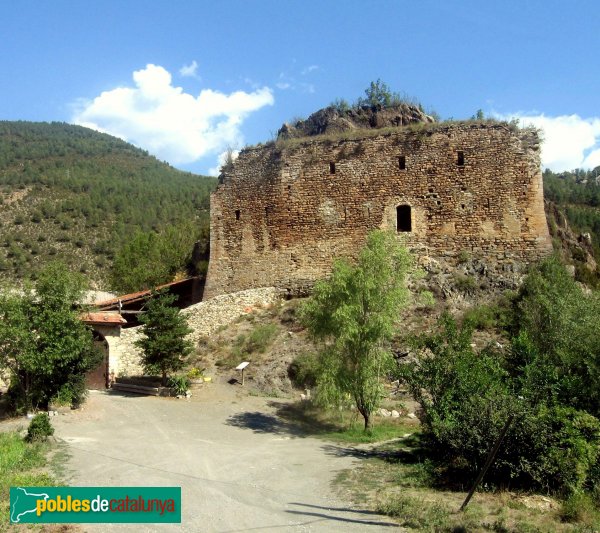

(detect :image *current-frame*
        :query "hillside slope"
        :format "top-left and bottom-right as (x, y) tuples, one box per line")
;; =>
(543, 168), (600, 286)
(0, 121), (216, 287)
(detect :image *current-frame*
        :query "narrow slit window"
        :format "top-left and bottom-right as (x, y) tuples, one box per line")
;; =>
(235, 209), (240, 221)
(396, 205), (412, 232)
(399, 155), (406, 170)
(329, 162), (336, 174)
(457, 151), (465, 166)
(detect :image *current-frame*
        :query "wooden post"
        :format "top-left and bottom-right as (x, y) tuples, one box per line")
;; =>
(460, 414), (514, 512)
(235, 362), (249, 386)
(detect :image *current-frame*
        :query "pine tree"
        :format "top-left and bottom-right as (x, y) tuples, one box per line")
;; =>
(136, 292), (193, 386)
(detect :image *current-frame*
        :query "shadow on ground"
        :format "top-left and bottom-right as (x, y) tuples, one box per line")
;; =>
(225, 411), (294, 435)
(286, 502), (397, 528)
(225, 400), (340, 437)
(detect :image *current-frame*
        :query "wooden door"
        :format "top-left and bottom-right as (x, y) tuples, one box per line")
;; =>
(85, 339), (109, 389)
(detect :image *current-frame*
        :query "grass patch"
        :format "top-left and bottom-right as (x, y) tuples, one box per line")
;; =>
(324, 417), (595, 532)
(0, 430), (57, 527)
(559, 492), (600, 526)
(273, 401), (416, 444)
(320, 421), (413, 444)
(216, 323), (280, 369)
(376, 494), (452, 530)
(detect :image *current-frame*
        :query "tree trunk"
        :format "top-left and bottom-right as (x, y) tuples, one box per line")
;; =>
(161, 369), (167, 387)
(363, 412), (372, 432)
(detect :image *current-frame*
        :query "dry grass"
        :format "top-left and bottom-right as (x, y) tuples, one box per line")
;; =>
(330, 433), (598, 532)
(252, 118), (531, 153)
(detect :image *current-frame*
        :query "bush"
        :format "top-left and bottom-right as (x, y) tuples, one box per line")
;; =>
(510, 257), (600, 416)
(186, 367), (205, 380)
(462, 299), (512, 331)
(559, 492), (598, 524)
(398, 314), (600, 494)
(26, 413), (54, 442)
(288, 352), (319, 388)
(168, 376), (190, 396)
(245, 324), (278, 354)
(0, 263), (99, 412)
(453, 273), (477, 293)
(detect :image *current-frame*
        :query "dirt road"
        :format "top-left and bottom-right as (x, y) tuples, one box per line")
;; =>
(51, 387), (398, 532)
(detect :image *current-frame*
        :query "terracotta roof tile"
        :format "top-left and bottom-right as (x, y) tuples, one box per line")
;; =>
(95, 278), (194, 308)
(80, 312), (127, 326)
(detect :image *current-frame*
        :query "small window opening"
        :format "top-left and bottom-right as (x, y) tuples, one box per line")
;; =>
(235, 209), (240, 221)
(461, 204), (466, 210)
(428, 187), (434, 193)
(329, 162), (336, 174)
(396, 205), (412, 232)
(399, 156), (406, 170)
(457, 151), (465, 166)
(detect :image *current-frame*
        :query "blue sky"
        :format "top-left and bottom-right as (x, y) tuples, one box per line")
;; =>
(2, 0), (599, 175)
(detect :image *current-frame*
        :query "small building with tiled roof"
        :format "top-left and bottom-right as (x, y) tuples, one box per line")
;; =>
(80, 312), (128, 389)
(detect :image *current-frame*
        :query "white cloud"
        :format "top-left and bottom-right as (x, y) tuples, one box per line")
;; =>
(495, 112), (600, 171)
(72, 64), (274, 166)
(276, 82), (291, 90)
(179, 60), (199, 78)
(301, 65), (319, 75)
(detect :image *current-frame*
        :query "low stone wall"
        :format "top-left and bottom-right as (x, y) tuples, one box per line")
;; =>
(110, 287), (282, 377)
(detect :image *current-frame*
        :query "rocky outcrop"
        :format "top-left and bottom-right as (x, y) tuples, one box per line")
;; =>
(277, 103), (435, 140)
(545, 200), (598, 273)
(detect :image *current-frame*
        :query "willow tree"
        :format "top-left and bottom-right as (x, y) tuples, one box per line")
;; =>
(301, 230), (412, 431)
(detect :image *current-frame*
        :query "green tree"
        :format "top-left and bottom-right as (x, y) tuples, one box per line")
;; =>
(110, 221), (207, 293)
(398, 260), (600, 494)
(0, 262), (99, 412)
(509, 256), (600, 416)
(135, 292), (193, 386)
(300, 230), (412, 431)
(358, 79), (401, 108)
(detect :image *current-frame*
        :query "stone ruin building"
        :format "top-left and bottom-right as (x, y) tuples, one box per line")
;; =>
(204, 105), (552, 299)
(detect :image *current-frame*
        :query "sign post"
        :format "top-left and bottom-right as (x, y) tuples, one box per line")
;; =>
(235, 362), (250, 386)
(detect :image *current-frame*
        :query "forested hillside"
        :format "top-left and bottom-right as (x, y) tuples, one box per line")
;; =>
(0, 121), (216, 288)
(544, 168), (600, 253)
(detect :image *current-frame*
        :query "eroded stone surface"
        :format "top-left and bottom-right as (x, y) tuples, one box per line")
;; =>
(206, 123), (552, 298)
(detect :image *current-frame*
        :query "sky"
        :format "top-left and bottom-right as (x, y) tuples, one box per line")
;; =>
(1, 0), (599, 176)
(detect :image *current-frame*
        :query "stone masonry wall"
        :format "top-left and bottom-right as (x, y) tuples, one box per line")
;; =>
(205, 123), (552, 298)
(109, 287), (282, 377)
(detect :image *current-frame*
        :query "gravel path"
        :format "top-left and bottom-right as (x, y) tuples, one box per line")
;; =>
(48, 388), (398, 532)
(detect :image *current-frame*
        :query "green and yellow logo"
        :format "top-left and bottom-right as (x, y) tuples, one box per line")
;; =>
(10, 487), (181, 523)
